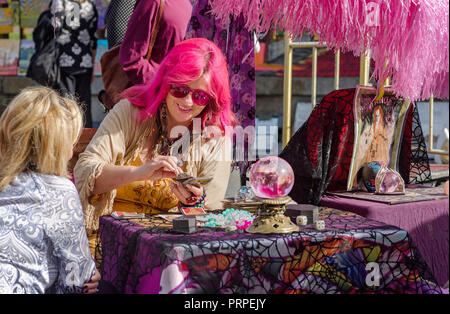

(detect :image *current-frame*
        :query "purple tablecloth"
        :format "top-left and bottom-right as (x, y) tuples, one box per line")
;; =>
(99, 209), (446, 294)
(320, 194), (449, 287)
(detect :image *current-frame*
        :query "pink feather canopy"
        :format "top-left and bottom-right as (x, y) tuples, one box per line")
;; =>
(209, 0), (449, 101)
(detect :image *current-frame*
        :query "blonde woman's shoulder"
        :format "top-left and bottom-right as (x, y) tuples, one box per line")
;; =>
(31, 172), (77, 191)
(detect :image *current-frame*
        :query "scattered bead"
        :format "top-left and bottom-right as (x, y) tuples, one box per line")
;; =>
(202, 208), (255, 230)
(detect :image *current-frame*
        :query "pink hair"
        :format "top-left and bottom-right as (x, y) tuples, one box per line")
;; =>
(121, 38), (237, 133)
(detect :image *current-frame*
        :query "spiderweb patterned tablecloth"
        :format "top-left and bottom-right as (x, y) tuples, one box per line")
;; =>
(98, 208), (447, 294)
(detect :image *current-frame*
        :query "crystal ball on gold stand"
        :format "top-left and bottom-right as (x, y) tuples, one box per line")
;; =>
(245, 156), (298, 234)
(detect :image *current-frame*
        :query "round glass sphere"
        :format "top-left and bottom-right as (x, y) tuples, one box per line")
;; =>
(379, 170), (402, 193)
(249, 156), (295, 199)
(235, 185), (254, 201)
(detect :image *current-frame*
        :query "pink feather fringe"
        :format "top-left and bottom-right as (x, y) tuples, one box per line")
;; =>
(209, 0), (449, 101)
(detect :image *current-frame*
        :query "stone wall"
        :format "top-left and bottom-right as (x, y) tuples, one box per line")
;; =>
(1, 75), (359, 126)
(0, 76), (108, 127)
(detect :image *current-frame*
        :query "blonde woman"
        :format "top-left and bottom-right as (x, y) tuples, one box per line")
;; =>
(0, 87), (100, 294)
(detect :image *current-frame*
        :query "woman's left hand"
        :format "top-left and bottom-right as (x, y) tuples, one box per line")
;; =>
(171, 182), (204, 205)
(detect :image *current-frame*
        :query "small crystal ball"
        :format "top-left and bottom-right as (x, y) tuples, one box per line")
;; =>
(236, 186), (254, 201)
(379, 171), (402, 193)
(249, 156), (295, 199)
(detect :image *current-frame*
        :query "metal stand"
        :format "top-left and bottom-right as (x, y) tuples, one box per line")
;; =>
(246, 196), (299, 234)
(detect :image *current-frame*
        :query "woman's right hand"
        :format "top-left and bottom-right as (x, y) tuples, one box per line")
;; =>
(92, 156), (183, 195)
(134, 155), (183, 181)
(83, 269), (100, 294)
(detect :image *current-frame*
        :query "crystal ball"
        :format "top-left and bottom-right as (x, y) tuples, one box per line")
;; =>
(249, 156), (295, 199)
(236, 186), (254, 201)
(379, 170), (401, 193)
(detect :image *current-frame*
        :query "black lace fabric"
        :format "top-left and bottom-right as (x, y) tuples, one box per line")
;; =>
(400, 104), (432, 183)
(280, 89), (356, 204)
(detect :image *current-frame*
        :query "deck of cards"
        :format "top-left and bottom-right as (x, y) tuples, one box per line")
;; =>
(174, 173), (213, 188)
(179, 207), (207, 216)
(111, 211), (146, 220)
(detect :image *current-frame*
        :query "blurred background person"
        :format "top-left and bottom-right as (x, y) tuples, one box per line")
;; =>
(118, 0), (192, 86)
(105, 0), (138, 48)
(52, 0), (98, 128)
(31, 2), (54, 55)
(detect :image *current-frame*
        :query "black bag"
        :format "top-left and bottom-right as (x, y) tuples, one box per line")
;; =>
(27, 38), (60, 88)
(26, 9), (60, 88)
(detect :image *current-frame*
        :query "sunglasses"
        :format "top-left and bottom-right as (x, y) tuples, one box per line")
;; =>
(169, 84), (212, 107)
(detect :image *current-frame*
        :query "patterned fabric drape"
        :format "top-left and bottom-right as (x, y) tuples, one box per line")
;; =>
(279, 88), (431, 205)
(185, 0), (256, 178)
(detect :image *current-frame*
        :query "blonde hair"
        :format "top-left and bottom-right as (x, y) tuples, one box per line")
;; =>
(0, 87), (83, 191)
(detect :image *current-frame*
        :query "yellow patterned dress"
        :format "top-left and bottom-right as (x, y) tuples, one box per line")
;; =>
(88, 156), (179, 256)
(113, 156), (178, 214)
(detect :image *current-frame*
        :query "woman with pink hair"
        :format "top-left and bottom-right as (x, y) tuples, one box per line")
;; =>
(73, 38), (237, 247)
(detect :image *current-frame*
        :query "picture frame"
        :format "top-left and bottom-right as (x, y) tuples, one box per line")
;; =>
(347, 85), (412, 191)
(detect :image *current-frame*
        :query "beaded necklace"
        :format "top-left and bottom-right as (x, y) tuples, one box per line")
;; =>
(154, 102), (171, 156)
(154, 102), (194, 158)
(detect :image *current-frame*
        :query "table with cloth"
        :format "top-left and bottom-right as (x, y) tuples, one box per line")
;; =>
(98, 208), (446, 294)
(320, 187), (449, 287)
